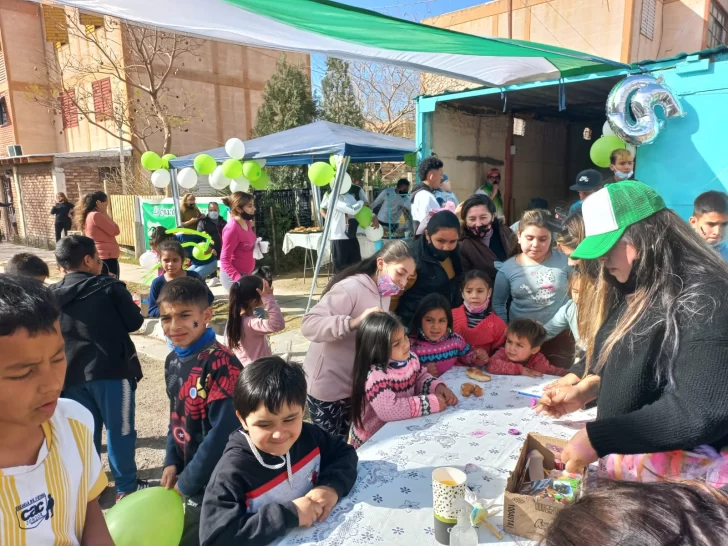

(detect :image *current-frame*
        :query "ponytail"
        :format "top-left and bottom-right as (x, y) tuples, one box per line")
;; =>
(225, 275), (264, 351)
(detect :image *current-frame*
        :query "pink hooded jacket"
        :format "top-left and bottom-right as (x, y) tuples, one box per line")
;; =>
(302, 274), (390, 402)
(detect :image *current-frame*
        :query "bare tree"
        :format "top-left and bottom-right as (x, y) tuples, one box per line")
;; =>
(27, 9), (204, 156)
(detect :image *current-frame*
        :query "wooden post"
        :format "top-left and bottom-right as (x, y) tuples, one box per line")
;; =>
(269, 206), (279, 272)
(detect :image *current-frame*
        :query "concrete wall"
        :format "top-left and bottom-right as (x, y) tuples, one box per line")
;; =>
(635, 53), (728, 220)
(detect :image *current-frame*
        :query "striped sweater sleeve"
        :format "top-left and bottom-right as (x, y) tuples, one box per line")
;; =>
(365, 367), (442, 423)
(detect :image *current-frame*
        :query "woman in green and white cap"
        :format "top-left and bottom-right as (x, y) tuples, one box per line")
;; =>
(537, 180), (728, 474)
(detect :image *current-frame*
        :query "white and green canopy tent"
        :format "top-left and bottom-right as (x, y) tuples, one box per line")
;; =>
(45, 0), (627, 87)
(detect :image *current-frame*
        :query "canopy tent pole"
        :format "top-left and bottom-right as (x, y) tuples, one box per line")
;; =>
(305, 155), (351, 313)
(170, 168), (183, 227)
(310, 180), (324, 227)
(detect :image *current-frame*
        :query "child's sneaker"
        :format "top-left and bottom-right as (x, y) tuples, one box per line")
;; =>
(116, 479), (151, 502)
(207, 277), (220, 287)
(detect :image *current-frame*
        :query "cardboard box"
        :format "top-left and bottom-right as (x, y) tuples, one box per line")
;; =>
(503, 433), (584, 540)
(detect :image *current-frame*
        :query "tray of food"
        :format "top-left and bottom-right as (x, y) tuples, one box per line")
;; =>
(289, 226), (323, 234)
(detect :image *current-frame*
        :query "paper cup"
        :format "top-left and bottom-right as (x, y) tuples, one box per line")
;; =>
(432, 467), (467, 544)
(259, 241), (270, 253)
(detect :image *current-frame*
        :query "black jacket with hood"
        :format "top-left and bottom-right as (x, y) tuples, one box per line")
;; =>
(51, 271), (144, 388)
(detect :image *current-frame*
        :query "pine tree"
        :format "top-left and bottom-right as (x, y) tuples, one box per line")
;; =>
(320, 58), (365, 180)
(254, 55), (317, 189)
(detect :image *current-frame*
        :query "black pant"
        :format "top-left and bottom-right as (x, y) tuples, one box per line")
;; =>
(307, 395), (352, 437)
(180, 493), (204, 546)
(331, 239), (361, 273)
(55, 222), (71, 242)
(102, 258), (120, 278)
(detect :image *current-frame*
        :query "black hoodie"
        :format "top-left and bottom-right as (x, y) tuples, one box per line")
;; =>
(51, 271), (144, 387)
(200, 423), (358, 546)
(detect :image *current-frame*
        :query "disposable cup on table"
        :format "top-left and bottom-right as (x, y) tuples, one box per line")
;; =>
(432, 467), (467, 544)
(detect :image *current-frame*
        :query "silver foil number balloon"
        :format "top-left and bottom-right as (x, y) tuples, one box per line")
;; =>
(606, 75), (685, 146)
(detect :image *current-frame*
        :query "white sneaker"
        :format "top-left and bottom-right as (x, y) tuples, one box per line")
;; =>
(207, 277), (221, 287)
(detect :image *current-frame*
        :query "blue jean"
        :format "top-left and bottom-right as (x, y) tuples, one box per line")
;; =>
(188, 259), (218, 280)
(63, 379), (139, 493)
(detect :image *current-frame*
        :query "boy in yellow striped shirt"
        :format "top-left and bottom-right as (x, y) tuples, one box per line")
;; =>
(0, 275), (113, 545)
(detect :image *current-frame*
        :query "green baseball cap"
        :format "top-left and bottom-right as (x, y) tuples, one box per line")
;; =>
(571, 180), (666, 260)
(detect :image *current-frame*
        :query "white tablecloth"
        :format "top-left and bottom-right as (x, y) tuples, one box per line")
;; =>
(275, 367), (595, 546)
(282, 232), (378, 267)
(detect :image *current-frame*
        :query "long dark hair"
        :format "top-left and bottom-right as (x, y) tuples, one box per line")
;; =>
(226, 275), (264, 351)
(351, 312), (404, 428)
(594, 209), (728, 384)
(425, 210), (461, 238)
(323, 239), (414, 296)
(149, 226), (174, 253)
(539, 480), (728, 546)
(409, 293), (453, 337)
(75, 191), (107, 233)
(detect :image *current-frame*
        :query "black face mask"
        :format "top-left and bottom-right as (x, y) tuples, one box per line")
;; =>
(241, 211), (255, 221)
(427, 240), (451, 261)
(466, 224), (493, 239)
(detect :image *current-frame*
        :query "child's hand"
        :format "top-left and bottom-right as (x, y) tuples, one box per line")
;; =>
(435, 392), (448, 411)
(425, 363), (440, 377)
(161, 465), (178, 490)
(472, 349), (489, 365)
(257, 280), (273, 298)
(350, 307), (382, 329)
(305, 486), (339, 522)
(292, 496), (324, 527)
(435, 383), (458, 406)
(521, 367), (543, 378)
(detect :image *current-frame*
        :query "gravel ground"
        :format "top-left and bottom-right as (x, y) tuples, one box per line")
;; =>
(98, 353), (168, 509)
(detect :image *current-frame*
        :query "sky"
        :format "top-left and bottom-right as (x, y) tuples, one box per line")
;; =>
(311, 0), (490, 89)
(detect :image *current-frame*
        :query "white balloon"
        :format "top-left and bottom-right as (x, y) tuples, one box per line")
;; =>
(254, 158), (267, 168)
(339, 172), (352, 194)
(177, 167), (198, 189)
(209, 166), (231, 190)
(230, 176), (250, 194)
(225, 138), (246, 160)
(365, 225), (384, 242)
(139, 250), (159, 270)
(602, 121), (615, 137)
(151, 169), (170, 189)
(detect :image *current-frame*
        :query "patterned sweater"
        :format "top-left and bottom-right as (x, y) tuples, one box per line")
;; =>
(409, 331), (477, 377)
(452, 306), (507, 356)
(351, 353), (443, 448)
(487, 347), (567, 377)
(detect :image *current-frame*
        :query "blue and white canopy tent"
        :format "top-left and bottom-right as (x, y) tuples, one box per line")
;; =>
(173, 121), (416, 311)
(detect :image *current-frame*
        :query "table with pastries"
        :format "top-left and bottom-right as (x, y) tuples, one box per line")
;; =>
(274, 366), (596, 546)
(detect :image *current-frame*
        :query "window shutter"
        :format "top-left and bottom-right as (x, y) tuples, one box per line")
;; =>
(640, 0), (656, 40)
(42, 6), (68, 44)
(60, 90), (78, 129)
(92, 78), (113, 122)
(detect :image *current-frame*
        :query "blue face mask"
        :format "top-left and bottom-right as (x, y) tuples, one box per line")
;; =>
(614, 170), (633, 180)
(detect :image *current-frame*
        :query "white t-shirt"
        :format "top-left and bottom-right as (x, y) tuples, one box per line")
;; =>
(412, 189), (440, 224)
(320, 192), (363, 241)
(371, 188), (410, 224)
(0, 399), (107, 545)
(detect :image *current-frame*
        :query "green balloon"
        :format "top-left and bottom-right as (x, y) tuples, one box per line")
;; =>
(250, 170), (270, 190)
(160, 153), (176, 169)
(105, 487), (183, 546)
(308, 162), (335, 187)
(329, 155), (337, 168)
(354, 206), (374, 229)
(242, 161), (262, 182)
(141, 151), (162, 171)
(222, 159), (243, 179)
(404, 153), (417, 168)
(590, 136), (626, 168)
(192, 244), (213, 261)
(194, 154), (217, 175)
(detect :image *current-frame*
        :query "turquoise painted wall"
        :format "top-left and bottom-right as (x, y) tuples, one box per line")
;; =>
(636, 53), (728, 220)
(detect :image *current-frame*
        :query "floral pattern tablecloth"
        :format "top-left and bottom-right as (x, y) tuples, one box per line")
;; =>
(275, 367), (596, 546)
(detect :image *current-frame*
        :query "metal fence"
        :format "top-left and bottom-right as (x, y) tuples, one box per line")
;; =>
(253, 188), (313, 242)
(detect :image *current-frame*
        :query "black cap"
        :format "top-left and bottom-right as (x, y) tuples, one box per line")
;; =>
(570, 169), (603, 192)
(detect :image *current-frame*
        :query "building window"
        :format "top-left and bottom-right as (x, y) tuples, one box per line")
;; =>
(640, 0), (656, 40)
(708, 2), (728, 49)
(92, 78), (113, 122)
(583, 127), (592, 141)
(59, 89), (79, 129)
(513, 118), (526, 137)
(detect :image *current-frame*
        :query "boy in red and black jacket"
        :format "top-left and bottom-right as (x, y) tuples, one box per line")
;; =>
(200, 356), (358, 546)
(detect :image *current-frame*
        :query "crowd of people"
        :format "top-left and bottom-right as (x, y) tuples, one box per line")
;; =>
(2, 149), (728, 545)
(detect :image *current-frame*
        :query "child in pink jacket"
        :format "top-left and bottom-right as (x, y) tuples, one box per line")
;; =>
(350, 312), (457, 448)
(225, 276), (285, 366)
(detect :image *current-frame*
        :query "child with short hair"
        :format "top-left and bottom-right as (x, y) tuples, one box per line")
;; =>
(200, 356), (358, 546)
(158, 277), (243, 546)
(350, 312), (456, 448)
(452, 271), (507, 356)
(690, 190), (728, 261)
(225, 276), (285, 366)
(148, 240), (214, 318)
(409, 293), (489, 378)
(0, 275), (114, 545)
(487, 318), (566, 377)
(604, 148), (634, 184)
(6, 252), (50, 281)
